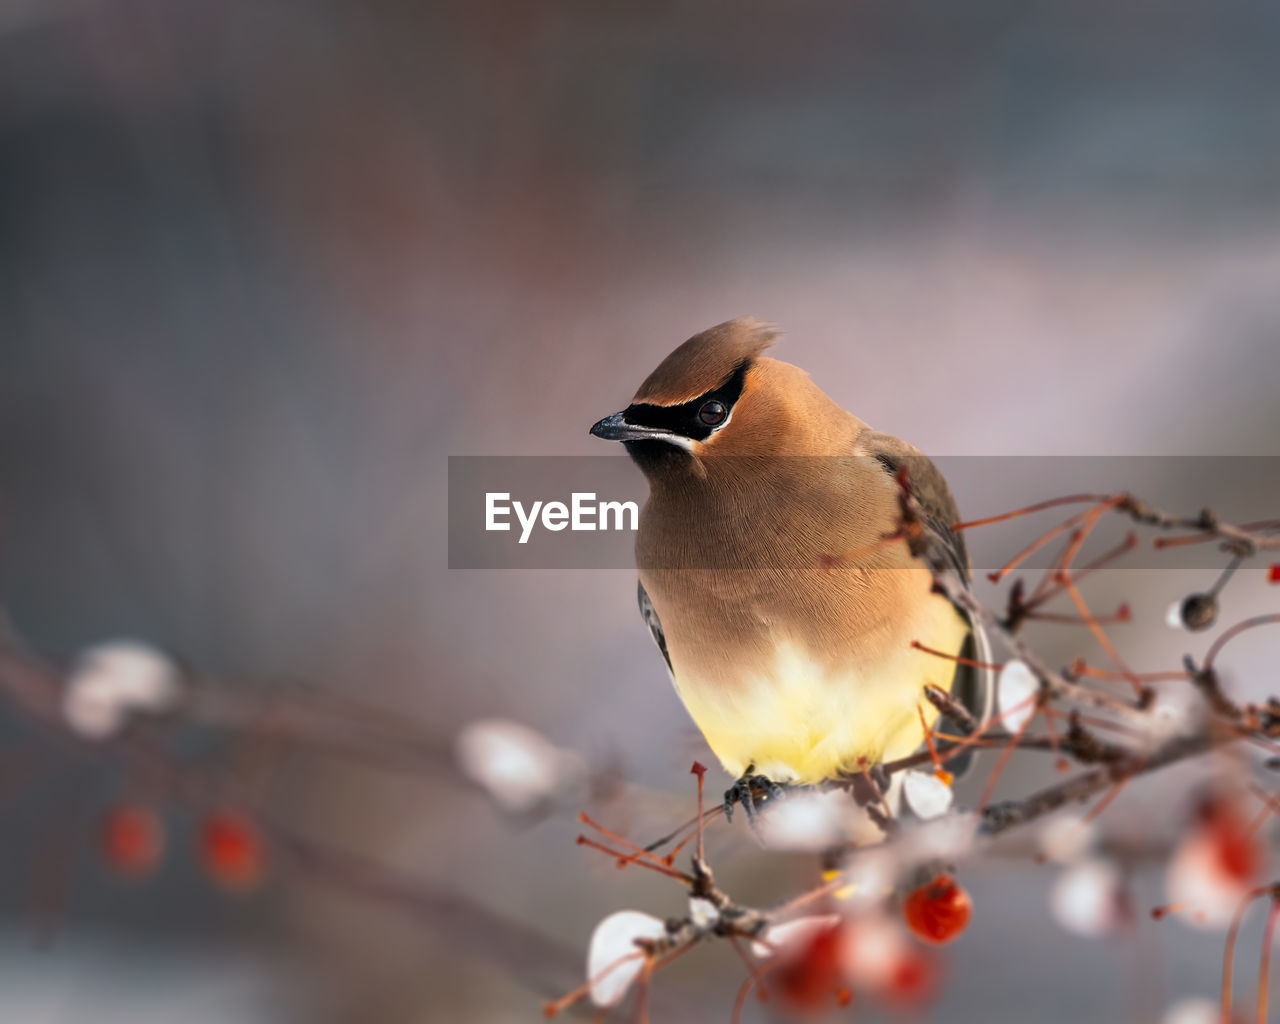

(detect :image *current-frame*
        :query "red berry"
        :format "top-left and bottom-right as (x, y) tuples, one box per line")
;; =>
(1201, 799), (1265, 884)
(100, 804), (164, 877)
(1269, 564), (1280, 584)
(772, 923), (849, 1011)
(881, 945), (941, 1007)
(200, 812), (265, 890)
(902, 873), (972, 945)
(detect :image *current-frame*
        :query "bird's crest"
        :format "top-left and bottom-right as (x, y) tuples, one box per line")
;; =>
(632, 317), (778, 406)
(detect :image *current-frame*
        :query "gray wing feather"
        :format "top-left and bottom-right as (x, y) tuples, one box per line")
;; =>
(637, 580), (674, 679)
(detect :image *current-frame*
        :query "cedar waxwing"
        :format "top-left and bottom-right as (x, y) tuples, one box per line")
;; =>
(590, 318), (992, 818)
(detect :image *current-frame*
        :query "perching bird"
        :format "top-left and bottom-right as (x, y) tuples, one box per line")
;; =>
(590, 318), (991, 818)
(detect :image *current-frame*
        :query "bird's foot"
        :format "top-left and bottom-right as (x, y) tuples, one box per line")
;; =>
(723, 768), (786, 825)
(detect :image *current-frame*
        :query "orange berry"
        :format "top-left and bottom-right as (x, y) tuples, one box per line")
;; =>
(902, 873), (972, 945)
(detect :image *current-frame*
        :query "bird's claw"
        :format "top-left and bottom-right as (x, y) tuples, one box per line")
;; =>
(723, 769), (785, 825)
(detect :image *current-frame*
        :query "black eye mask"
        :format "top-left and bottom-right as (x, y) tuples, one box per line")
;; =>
(623, 361), (749, 442)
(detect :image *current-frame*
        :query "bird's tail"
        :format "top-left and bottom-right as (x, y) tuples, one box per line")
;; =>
(938, 616), (996, 778)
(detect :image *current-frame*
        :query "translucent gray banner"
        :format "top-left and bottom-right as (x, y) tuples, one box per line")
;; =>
(448, 456), (1279, 571)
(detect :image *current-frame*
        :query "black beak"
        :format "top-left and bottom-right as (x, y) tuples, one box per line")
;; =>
(589, 411), (664, 442)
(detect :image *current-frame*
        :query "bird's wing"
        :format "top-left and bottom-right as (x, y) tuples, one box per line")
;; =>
(637, 579), (674, 678)
(861, 431), (995, 771)
(861, 431), (971, 581)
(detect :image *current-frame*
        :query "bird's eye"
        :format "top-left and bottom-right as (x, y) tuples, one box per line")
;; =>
(698, 400), (727, 426)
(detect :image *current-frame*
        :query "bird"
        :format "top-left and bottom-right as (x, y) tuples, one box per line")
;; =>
(589, 317), (992, 820)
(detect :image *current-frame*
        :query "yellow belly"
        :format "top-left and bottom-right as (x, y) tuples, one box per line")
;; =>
(672, 596), (969, 784)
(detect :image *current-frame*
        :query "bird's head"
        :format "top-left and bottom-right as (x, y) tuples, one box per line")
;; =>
(590, 317), (776, 473)
(590, 318), (851, 476)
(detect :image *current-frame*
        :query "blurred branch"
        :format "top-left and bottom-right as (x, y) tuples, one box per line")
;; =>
(0, 616), (584, 997)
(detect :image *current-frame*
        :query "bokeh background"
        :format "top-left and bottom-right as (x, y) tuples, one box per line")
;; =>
(2, 1), (1280, 1021)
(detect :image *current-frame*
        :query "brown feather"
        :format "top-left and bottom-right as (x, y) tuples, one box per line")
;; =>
(632, 317), (778, 406)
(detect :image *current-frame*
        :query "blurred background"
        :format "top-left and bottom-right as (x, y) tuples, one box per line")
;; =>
(2, 1), (1280, 1021)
